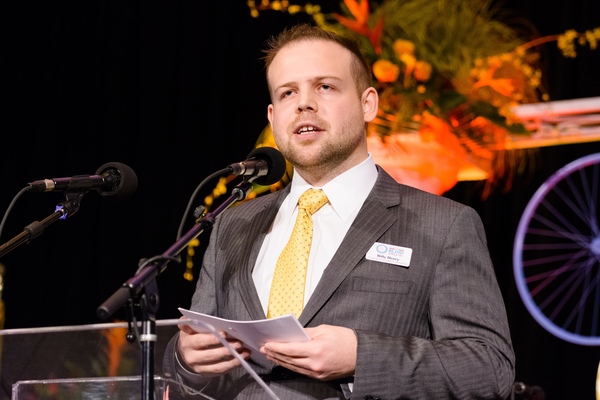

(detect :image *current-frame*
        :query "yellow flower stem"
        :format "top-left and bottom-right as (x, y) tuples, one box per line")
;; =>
(518, 34), (561, 52)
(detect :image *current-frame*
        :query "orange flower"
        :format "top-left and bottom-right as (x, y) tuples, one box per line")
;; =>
(398, 53), (416, 87)
(393, 39), (415, 57)
(413, 60), (432, 82)
(473, 63), (515, 97)
(372, 59), (400, 83)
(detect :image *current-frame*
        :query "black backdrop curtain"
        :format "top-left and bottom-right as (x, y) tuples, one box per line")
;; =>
(1, 1), (599, 399)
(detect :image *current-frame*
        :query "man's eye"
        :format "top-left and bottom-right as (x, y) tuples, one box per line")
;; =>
(320, 84), (332, 91)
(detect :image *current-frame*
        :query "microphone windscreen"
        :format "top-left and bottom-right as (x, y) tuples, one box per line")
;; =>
(96, 162), (138, 200)
(247, 147), (287, 186)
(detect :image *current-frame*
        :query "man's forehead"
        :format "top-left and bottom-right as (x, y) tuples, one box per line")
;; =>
(269, 39), (352, 76)
(277, 38), (348, 56)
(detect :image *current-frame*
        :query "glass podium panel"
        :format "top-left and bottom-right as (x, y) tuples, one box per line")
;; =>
(12, 376), (168, 400)
(0, 320), (180, 400)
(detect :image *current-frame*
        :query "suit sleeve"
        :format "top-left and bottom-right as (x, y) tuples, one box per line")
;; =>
(351, 206), (515, 399)
(162, 215), (222, 395)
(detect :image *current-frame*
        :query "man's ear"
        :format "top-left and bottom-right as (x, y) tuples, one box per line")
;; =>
(267, 104), (274, 125)
(362, 87), (379, 122)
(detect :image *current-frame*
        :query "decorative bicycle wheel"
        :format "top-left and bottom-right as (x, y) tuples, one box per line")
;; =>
(514, 153), (600, 345)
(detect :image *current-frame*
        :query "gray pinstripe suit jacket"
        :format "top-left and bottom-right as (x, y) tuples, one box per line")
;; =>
(163, 167), (515, 400)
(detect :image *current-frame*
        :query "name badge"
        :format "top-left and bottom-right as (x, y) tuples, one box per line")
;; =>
(366, 242), (412, 267)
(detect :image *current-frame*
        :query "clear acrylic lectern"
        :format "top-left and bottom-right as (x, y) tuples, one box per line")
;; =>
(0, 320), (180, 400)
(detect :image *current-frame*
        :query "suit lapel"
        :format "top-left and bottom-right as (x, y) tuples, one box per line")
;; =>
(237, 187), (290, 321)
(300, 170), (401, 324)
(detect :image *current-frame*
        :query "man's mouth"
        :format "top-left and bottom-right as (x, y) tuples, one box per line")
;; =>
(296, 126), (320, 134)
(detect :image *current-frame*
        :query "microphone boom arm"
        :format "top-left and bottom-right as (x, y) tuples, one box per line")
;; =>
(0, 193), (84, 258)
(96, 179), (253, 400)
(97, 180), (253, 319)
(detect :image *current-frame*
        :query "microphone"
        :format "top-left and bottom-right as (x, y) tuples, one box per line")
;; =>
(26, 162), (138, 200)
(227, 147), (287, 186)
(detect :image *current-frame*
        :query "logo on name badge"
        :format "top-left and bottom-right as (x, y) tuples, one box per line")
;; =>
(366, 242), (412, 267)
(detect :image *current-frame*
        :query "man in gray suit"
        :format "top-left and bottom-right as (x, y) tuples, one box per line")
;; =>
(163, 23), (515, 399)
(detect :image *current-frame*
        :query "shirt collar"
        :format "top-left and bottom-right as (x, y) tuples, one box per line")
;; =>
(288, 154), (378, 221)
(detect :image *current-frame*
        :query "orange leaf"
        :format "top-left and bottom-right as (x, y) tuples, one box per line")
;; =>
(342, 0), (370, 24)
(334, 14), (370, 36)
(369, 16), (385, 54)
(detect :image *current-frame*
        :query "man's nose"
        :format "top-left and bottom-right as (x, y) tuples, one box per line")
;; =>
(296, 92), (317, 113)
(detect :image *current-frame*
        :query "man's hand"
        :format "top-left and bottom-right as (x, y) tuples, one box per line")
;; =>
(177, 318), (251, 377)
(260, 324), (357, 381)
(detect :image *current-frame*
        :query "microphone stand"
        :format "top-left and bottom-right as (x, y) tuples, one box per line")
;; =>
(0, 192), (84, 258)
(97, 180), (254, 400)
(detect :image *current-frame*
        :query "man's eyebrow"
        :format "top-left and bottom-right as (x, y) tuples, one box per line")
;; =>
(274, 76), (342, 89)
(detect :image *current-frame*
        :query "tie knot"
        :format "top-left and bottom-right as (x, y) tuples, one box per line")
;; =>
(298, 189), (329, 215)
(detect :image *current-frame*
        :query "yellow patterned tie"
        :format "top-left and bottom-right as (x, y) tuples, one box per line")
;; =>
(267, 189), (329, 319)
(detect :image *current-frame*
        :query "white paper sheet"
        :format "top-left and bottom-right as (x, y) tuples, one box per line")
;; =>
(178, 308), (310, 366)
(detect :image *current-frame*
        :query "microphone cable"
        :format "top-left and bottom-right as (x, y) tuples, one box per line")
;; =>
(0, 187), (30, 242)
(175, 168), (229, 241)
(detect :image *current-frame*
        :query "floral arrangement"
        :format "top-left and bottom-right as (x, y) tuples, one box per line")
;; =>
(248, 0), (600, 196)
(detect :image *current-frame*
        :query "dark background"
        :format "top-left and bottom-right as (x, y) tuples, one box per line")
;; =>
(1, 1), (600, 399)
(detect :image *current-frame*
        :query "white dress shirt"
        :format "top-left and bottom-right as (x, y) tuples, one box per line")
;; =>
(252, 155), (379, 315)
